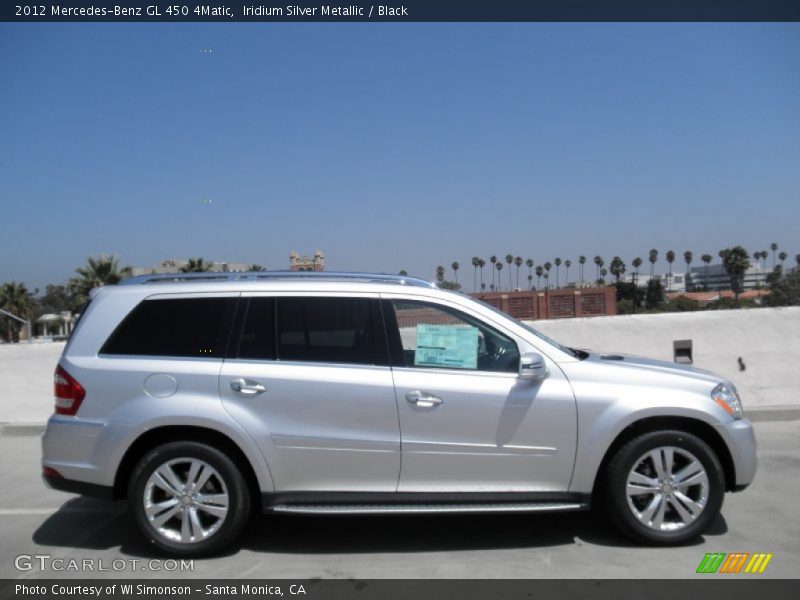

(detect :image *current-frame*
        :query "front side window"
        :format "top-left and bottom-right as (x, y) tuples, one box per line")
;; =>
(390, 300), (520, 373)
(101, 297), (230, 358)
(276, 297), (379, 365)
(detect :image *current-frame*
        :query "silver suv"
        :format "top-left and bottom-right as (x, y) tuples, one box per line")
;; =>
(42, 272), (756, 555)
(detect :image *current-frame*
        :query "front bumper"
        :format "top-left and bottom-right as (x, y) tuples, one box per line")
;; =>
(716, 418), (758, 491)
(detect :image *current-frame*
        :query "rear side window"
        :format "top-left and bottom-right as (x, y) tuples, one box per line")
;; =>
(234, 297), (276, 360)
(101, 297), (230, 358)
(276, 297), (379, 365)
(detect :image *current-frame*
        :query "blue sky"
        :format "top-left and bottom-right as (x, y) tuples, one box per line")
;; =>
(1, 23), (799, 291)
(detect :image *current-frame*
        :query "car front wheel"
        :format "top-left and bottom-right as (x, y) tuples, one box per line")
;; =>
(604, 430), (725, 544)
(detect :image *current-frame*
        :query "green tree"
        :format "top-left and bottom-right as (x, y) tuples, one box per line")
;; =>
(564, 259), (572, 286)
(600, 267), (608, 284)
(719, 246), (751, 308)
(471, 257), (480, 292)
(505, 254), (514, 290)
(631, 257), (643, 285)
(665, 250), (676, 291)
(478, 258), (486, 289)
(648, 248), (658, 277)
(69, 254), (132, 305)
(0, 281), (34, 342)
(609, 256), (626, 284)
(701, 253), (713, 290)
(495, 261), (503, 289)
(578, 256), (586, 286)
(593, 255), (603, 284)
(249, 264), (265, 272)
(778, 251), (788, 269)
(554, 257), (562, 288)
(490, 255), (497, 289)
(543, 262), (552, 289)
(435, 265), (445, 283)
(535, 265), (544, 289)
(770, 242), (778, 270)
(398, 270), (408, 276)
(525, 258), (534, 286)
(514, 256), (523, 289)
(765, 268), (800, 307)
(180, 257), (213, 273)
(451, 261), (460, 285)
(645, 279), (665, 310)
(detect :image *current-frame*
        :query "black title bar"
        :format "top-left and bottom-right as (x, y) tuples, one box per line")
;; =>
(3, 1), (800, 22)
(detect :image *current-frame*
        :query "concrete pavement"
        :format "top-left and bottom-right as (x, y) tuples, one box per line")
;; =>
(1, 421), (798, 579)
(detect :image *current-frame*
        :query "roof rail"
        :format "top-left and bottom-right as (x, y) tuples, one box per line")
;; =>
(120, 271), (436, 288)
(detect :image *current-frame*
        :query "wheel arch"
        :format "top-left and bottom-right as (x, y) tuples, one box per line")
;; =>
(113, 425), (262, 505)
(591, 416), (736, 502)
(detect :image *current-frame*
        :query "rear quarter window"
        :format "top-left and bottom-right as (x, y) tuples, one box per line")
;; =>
(100, 297), (231, 358)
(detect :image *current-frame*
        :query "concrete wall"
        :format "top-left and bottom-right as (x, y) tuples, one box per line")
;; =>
(532, 306), (800, 409)
(0, 307), (797, 424)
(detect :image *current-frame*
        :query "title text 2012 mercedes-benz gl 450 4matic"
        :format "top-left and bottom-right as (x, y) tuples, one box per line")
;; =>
(42, 272), (756, 555)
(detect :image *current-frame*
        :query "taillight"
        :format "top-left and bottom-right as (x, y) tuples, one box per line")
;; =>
(54, 365), (85, 416)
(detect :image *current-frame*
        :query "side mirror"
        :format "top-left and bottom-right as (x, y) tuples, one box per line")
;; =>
(519, 352), (548, 381)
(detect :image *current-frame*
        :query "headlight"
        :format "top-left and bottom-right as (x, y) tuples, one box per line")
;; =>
(712, 383), (743, 419)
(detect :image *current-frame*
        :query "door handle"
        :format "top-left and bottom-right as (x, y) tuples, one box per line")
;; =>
(405, 391), (443, 408)
(230, 378), (267, 395)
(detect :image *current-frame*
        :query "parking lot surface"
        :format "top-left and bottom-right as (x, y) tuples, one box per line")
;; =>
(1, 421), (797, 579)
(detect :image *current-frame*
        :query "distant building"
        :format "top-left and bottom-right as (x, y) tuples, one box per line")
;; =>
(131, 259), (250, 276)
(687, 264), (765, 291)
(289, 250), (325, 272)
(622, 272), (687, 293)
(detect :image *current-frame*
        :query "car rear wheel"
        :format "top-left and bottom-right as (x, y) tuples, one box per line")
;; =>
(604, 430), (725, 544)
(128, 441), (250, 556)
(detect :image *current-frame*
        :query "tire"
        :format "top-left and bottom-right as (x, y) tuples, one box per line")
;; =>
(128, 441), (251, 556)
(603, 430), (725, 545)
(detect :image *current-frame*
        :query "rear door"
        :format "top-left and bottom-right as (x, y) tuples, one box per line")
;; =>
(219, 293), (401, 492)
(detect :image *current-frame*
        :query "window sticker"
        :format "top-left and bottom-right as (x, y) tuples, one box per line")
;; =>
(414, 324), (479, 369)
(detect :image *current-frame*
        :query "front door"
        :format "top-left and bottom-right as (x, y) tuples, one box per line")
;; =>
(384, 298), (577, 492)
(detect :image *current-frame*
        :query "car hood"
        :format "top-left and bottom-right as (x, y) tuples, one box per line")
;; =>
(581, 351), (725, 387)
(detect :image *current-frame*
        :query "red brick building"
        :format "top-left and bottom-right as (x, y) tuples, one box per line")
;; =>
(472, 287), (617, 320)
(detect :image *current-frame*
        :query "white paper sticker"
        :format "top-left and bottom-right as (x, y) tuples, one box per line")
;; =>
(414, 324), (479, 369)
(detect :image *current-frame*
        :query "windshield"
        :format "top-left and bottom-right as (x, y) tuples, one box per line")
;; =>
(468, 295), (579, 357)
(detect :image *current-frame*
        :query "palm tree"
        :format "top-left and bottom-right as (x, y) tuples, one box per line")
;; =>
(181, 257), (213, 273)
(490, 255), (497, 290)
(593, 255), (603, 284)
(770, 243), (778, 270)
(471, 257), (480, 291)
(514, 256), (523, 290)
(527, 274), (533, 289)
(701, 254), (713, 290)
(631, 257), (643, 285)
(0, 281), (34, 342)
(69, 254), (132, 304)
(648, 249), (658, 278)
(683, 251), (693, 289)
(249, 264), (265, 272)
(554, 258), (562, 288)
(578, 256), (586, 287)
(535, 265), (544, 289)
(526, 258), (534, 285)
(435, 265), (445, 284)
(398, 270), (408, 276)
(481, 282), (486, 291)
(795, 253), (800, 268)
(752, 251), (761, 286)
(778, 251), (788, 269)
(478, 258), (486, 290)
(543, 262), (552, 289)
(665, 250), (676, 291)
(609, 256), (626, 283)
(505, 254), (514, 290)
(600, 267), (608, 284)
(495, 261), (503, 289)
(451, 261), (460, 285)
(720, 246), (751, 307)
(564, 259), (572, 286)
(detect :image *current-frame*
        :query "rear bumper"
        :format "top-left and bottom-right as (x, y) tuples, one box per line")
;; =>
(43, 474), (114, 500)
